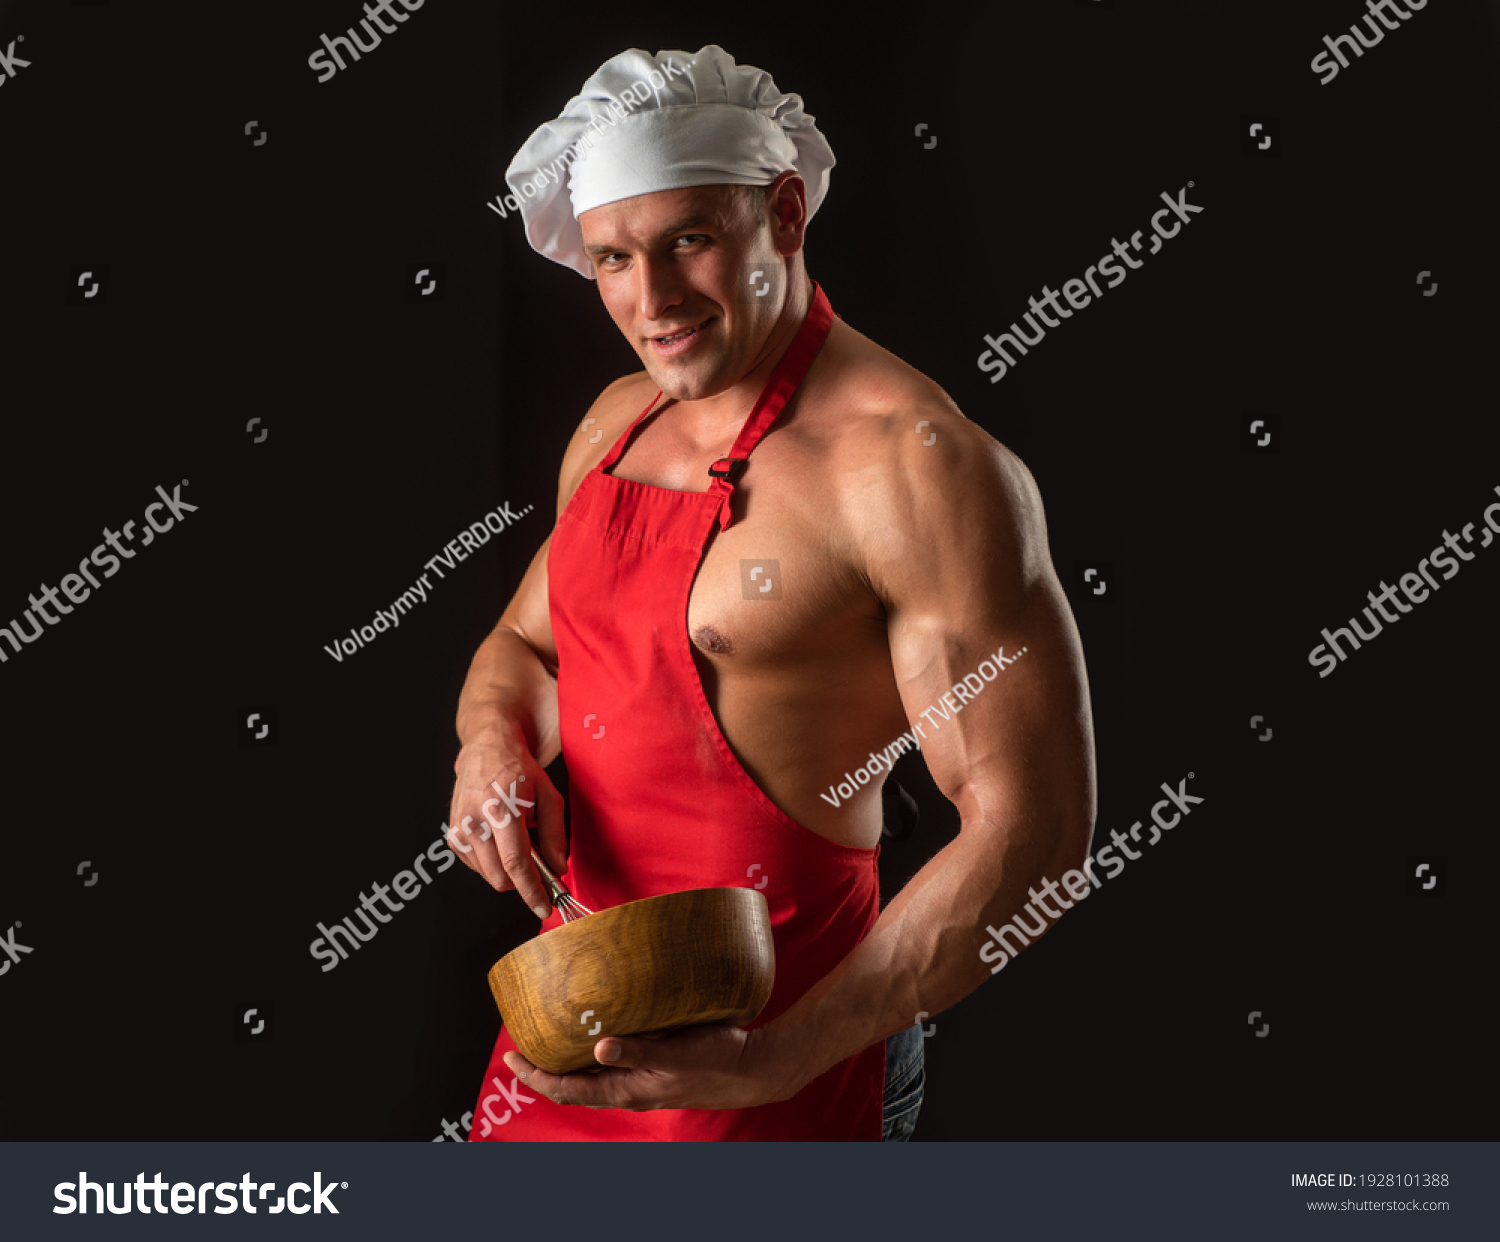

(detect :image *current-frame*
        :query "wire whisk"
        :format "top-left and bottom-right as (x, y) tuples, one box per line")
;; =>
(531, 850), (593, 923)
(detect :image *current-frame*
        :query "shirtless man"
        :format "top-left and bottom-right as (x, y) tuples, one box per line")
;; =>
(450, 45), (1096, 1141)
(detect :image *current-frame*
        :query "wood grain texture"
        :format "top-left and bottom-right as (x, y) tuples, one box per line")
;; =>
(488, 887), (776, 1074)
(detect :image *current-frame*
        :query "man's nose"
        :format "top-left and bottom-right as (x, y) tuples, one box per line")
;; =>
(635, 259), (685, 324)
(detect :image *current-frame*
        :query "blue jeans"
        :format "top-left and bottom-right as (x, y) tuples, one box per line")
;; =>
(881, 1023), (925, 1141)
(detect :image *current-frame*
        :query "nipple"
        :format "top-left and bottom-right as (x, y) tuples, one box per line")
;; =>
(692, 625), (735, 655)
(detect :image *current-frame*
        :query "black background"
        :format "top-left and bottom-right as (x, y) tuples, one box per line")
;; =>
(1, 0), (1495, 1141)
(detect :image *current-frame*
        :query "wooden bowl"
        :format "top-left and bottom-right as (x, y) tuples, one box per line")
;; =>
(488, 886), (775, 1075)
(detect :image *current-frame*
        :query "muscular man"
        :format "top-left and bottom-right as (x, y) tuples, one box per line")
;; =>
(451, 45), (1096, 1141)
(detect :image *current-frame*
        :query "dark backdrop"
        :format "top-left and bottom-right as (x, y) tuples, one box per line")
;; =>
(1, 0), (1495, 1141)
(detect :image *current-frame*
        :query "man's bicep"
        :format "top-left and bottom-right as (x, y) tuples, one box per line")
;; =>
(881, 448), (1094, 837)
(888, 570), (1092, 846)
(497, 533), (558, 674)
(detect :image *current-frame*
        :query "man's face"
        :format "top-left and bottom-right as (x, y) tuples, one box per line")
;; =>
(579, 181), (796, 402)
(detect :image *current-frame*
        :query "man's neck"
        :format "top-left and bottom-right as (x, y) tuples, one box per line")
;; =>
(671, 273), (816, 436)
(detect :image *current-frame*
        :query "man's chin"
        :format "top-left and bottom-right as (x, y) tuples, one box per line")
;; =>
(642, 359), (731, 404)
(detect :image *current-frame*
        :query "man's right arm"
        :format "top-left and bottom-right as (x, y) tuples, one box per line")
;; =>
(446, 373), (652, 917)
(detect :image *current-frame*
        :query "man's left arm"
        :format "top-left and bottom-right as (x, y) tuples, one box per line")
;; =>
(751, 413), (1098, 1098)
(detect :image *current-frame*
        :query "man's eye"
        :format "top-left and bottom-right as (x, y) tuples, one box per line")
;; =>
(598, 236), (707, 265)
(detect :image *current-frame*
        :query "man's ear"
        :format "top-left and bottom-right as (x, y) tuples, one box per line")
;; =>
(766, 172), (807, 253)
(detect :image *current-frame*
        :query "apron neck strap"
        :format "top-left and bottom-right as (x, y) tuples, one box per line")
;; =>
(711, 281), (835, 530)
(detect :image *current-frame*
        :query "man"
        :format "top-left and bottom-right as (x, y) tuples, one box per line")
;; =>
(451, 44), (1096, 1141)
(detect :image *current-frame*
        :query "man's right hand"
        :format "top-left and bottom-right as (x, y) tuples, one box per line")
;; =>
(448, 724), (567, 920)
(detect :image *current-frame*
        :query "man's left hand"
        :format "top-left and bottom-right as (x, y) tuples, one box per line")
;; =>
(501, 1024), (798, 1112)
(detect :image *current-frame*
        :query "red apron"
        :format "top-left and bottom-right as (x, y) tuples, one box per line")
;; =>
(469, 283), (885, 1141)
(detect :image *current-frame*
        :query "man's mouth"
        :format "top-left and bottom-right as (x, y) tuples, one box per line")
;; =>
(649, 320), (709, 355)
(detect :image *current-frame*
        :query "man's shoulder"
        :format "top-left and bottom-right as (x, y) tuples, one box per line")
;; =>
(814, 327), (1023, 497)
(556, 371), (658, 503)
(598, 369), (659, 412)
(586, 370), (660, 436)
(814, 330), (1047, 588)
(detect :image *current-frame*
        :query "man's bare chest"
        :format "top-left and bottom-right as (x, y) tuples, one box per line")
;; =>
(605, 420), (869, 669)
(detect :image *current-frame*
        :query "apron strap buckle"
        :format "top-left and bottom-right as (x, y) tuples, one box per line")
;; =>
(708, 457), (748, 480)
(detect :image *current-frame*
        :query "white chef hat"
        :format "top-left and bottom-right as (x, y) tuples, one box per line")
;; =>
(503, 44), (835, 279)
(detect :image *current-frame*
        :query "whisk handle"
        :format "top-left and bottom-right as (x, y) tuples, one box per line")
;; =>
(530, 849), (569, 907)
